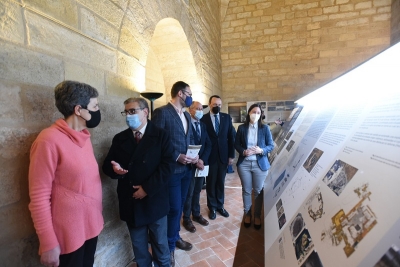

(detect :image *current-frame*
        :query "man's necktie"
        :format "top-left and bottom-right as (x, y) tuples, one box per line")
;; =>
(194, 121), (201, 139)
(214, 114), (219, 135)
(135, 131), (142, 144)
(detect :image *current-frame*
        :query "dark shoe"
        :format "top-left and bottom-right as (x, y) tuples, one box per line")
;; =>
(202, 183), (206, 190)
(243, 215), (251, 228)
(170, 251), (175, 267)
(217, 208), (230, 217)
(183, 220), (196, 233)
(193, 215), (209, 226)
(175, 238), (192, 251)
(254, 217), (262, 230)
(209, 210), (216, 220)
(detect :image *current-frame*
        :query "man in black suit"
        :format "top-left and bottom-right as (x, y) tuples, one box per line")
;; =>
(201, 95), (236, 220)
(152, 81), (198, 267)
(102, 97), (174, 267)
(182, 101), (212, 233)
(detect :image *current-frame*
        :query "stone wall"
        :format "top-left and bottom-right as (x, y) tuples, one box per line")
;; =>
(0, 0), (221, 266)
(392, 0), (400, 44)
(221, 0), (392, 103)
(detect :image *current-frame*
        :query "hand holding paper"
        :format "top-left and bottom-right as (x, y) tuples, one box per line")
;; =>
(195, 165), (209, 177)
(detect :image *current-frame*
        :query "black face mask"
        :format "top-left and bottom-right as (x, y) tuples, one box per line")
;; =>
(211, 106), (220, 114)
(84, 109), (101, 128)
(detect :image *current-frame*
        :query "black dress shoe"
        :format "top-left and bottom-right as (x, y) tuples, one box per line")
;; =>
(183, 220), (196, 233)
(170, 251), (175, 267)
(243, 215), (251, 228)
(217, 208), (230, 217)
(193, 215), (209, 226)
(175, 238), (192, 251)
(209, 210), (216, 220)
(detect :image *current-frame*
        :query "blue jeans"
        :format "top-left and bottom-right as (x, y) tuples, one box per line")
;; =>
(183, 174), (205, 220)
(167, 167), (192, 251)
(127, 216), (169, 267)
(237, 160), (269, 218)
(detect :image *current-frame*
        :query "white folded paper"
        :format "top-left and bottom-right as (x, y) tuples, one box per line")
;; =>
(186, 145), (201, 158)
(195, 165), (209, 177)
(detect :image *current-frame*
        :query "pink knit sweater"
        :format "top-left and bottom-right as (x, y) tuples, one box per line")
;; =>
(29, 119), (104, 255)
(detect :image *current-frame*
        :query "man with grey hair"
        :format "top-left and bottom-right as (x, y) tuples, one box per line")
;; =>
(182, 101), (212, 233)
(102, 97), (174, 267)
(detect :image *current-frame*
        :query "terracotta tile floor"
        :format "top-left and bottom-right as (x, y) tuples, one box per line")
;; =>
(127, 166), (265, 267)
(174, 167), (265, 267)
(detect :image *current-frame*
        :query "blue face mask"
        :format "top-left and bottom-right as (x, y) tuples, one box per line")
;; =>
(184, 95), (193, 107)
(126, 114), (141, 130)
(195, 110), (203, 120)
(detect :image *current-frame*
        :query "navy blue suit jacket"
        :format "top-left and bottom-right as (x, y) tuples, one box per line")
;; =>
(102, 121), (174, 227)
(234, 123), (274, 171)
(201, 112), (235, 164)
(191, 120), (212, 165)
(152, 103), (194, 174)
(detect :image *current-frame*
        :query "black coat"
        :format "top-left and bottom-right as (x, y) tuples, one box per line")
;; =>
(201, 112), (235, 164)
(102, 121), (174, 227)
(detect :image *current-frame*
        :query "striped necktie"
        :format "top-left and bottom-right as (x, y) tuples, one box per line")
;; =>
(214, 114), (219, 135)
(194, 122), (201, 142)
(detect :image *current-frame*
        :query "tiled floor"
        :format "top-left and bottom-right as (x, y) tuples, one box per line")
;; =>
(126, 167), (265, 267)
(174, 168), (265, 267)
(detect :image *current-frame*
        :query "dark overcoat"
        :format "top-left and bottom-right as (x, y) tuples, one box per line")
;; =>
(102, 121), (174, 227)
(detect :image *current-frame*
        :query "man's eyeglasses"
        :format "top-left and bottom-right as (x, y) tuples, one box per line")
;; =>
(182, 90), (192, 97)
(121, 108), (143, 116)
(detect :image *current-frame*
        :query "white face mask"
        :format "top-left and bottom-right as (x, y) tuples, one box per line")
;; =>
(194, 110), (203, 120)
(250, 114), (260, 123)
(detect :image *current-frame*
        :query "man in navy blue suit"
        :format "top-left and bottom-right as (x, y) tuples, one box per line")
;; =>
(201, 95), (235, 220)
(182, 101), (212, 233)
(152, 81), (198, 267)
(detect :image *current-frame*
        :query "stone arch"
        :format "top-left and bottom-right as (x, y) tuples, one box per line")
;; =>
(145, 18), (203, 109)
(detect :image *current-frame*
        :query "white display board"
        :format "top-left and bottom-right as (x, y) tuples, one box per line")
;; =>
(264, 42), (400, 267)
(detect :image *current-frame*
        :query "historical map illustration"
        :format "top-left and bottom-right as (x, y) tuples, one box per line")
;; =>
(321, 184), (377, 257)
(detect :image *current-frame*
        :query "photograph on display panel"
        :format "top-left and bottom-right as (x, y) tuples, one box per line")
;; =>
(322, 159), (358, 196)
(303, 148), (324, 173)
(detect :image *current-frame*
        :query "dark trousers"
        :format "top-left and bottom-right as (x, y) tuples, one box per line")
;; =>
(167, 166), (192, 251)
(59, 236), (98, 267)
(183, 173), (205, 220)
(127, 216), (169, 267)
(206, 159), (227, 210)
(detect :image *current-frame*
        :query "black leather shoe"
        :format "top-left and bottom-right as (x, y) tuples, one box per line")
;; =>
(170, 251), (175, 267)
(217, 208), (230, 217)
(243, 215), (251, 228)
(209, 210), (216, 220)
(193, 215), (209, 226)
(175, 238), (192, 251)
(183, 220), (196, 233)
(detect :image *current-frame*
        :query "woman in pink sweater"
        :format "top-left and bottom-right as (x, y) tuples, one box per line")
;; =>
(29, 81), (104, 267)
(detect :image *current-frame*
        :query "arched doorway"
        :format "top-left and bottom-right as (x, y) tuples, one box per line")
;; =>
(145, 18), (203, 111)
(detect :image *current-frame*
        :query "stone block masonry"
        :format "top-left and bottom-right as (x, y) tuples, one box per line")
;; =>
(221, 0), (393, 102)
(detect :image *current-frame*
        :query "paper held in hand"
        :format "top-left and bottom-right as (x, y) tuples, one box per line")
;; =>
(195, 165), (209, 177)
(186, 145), (201, 158)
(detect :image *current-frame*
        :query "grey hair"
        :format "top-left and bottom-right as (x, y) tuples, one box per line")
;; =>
(124, 97), (149, 118)
(54, 80), (99, 118)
